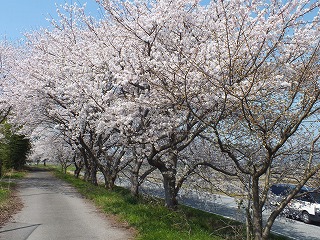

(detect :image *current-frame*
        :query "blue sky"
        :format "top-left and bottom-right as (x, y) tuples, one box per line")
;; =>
(0, 0), (211, 42)
(0, 0), (102, 41)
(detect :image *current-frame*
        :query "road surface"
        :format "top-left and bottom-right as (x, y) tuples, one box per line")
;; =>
(0, 169), (133, 240)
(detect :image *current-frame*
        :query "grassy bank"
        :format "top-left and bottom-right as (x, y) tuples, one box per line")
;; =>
(0, 169), (25, 207)
(54, 170), (289, 240)
(0, 175), (23, 226)
(2, 170), (27, 179)
(0, 182), (11, 206)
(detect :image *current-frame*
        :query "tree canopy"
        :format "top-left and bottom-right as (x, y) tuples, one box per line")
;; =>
(1, 1), (319, 239)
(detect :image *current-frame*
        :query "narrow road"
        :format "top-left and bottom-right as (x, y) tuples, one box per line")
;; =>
(0, 169), (133, 240)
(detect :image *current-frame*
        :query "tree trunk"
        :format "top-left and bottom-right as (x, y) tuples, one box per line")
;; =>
(83, 158), (97, 185)
(0, 160), (2, 178)
(83, 165), (90, 182)
(147, 147), (179, 209)
(84, 164), (97, 184)
(162, 170), (178, 209)
(246, 200), (253, 240)
(130, 170), (139, 197)
(74, 163), (82, 178)
(90, 161), (98, 186)
(72, 155), (82, 178)
(130, 158), (143, 197)
(100, 167), (116, 190)
(78, 142), (98, 185)
(84, 167), (89, 181)
(251, 177), (263, 240)
(105, 176), (116, 189)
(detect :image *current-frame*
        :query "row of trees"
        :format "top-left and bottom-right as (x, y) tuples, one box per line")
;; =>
(0, 44), (31, 177)
(1, 1), (320, 239)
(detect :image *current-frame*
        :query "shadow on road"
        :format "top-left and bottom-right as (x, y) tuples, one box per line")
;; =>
(0, 223), (41, 234)
(23, 166), (52, 172)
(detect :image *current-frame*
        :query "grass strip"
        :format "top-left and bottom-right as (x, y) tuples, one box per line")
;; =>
(3, 170), (27, 179)
(0, 169), (29, 226)
(0, 182), (11, 204)
(0, 181), (21, 226)
(54, 170), (290, 240)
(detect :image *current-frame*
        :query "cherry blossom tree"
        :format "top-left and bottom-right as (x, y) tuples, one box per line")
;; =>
(6, 3), (138, 188)
(0, 41), (19, 125)
(29, 127), (75, 173)
(98, 0), (320, 237)
(0, 41), (21, 176)
(96, 0), (223, 208)
(173, 0), (320, 239)
(3, 1), (320, 239)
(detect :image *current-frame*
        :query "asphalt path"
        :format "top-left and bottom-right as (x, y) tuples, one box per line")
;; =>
(0, 170), (133, 240)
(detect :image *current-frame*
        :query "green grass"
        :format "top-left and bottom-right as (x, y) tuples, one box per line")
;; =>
(0, 181), (16, 209)
(3, 170), (26, 179)
(1, 169), (23, 195)
(54, 170), (290, 240)
(0, 182), (11, 202)
(66, 165), (76, 172)
(0, 169), (22, 205)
